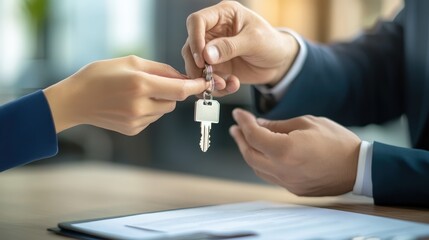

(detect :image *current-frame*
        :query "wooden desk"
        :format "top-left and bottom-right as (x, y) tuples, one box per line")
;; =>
(0, 163), (428, 239)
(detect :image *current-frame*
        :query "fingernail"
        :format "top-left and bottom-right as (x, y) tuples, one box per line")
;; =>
(256, 118), (268, 125)
(232, 108), (241, 120)
(229, 125), (236, 136)
(193, 53), (201, 65)
(232, 109), (238, 120)
(207, 45), (220, 63)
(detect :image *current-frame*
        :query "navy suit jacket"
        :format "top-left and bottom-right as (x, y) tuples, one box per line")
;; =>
(0, 91), (58, 171)
(257, 0), (429, 207)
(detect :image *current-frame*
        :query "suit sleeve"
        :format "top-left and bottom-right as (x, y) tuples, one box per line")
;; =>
(257, 20), (405, 127)
(372, 142), (429, 207)
(0, 90), (58, 171)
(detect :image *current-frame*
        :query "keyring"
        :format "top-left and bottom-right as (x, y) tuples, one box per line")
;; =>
(204, 64), (213, 81)
(203, 64), (215, 94)
(203, 91), (213, 105)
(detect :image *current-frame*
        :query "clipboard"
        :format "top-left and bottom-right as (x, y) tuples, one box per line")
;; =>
(48, 205), (257, 240)
(48, 201), (429, 240)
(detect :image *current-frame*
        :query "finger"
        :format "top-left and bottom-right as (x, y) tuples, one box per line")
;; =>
(182, 39), (204, 79)
(211, 74), (240, 97)
(123, 55), (187, 79)
(229, 125), (278, 175)
(142, 73), (210, 100)
(186, 1), (246, 66)
(183, 40), (234, 95)
(193, 74), (230, 99)
(203, 35), (252, 65)
(211, 74), (226, 91)
(256, 115), (314, 134)
(186, 11), (210, 68)
(232, 108), (287, 154)
(183, 45), (238, 97)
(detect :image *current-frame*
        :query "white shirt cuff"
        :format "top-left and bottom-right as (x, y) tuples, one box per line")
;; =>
(353, 141), (374, 197)
(254, 28), (308, 101)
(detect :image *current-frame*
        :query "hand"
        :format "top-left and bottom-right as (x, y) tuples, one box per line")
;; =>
(182, 0), (299, 95)
(43, 55), (210, 135)
(229, 109), (361, 196)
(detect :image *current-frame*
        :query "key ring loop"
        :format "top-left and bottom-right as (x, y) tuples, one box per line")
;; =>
(203, 64), (215, 94)
(204, 64), (213, 81)
(203, 91), (213, 104)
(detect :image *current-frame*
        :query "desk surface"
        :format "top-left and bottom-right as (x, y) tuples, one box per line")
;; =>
(0, 163), (428, 239)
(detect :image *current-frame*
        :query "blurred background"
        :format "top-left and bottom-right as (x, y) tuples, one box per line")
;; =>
(0, 0), (408, 183)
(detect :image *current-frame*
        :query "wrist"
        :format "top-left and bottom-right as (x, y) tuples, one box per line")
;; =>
(43, 78), (79, 133)
(267, 31), (299, 87)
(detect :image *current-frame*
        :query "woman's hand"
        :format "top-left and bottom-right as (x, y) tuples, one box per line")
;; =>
(44, 55), (210, 135)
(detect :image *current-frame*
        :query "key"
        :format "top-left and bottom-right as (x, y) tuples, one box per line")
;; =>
(194, 99), (220, 152)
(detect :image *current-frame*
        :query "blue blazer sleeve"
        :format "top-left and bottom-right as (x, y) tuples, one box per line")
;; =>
(0, 90), (58, 171)
(372, 142), (429, 207)
(257, 20), (405, 126)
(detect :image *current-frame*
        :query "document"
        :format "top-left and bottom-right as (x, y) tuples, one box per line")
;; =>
(55, 201), (429, 240)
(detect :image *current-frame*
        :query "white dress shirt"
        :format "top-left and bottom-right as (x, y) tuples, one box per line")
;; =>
(254, 29), (373, 197)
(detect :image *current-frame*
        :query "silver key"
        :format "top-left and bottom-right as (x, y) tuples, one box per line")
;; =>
(194, 99), (220, 152)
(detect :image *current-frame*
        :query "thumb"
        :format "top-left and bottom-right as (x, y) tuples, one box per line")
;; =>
(182, 78), (211, 96)
(204, 35), (249, 64)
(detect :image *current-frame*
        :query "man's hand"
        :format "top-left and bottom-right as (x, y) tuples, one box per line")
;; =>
(183, 1), (299, 96)
(229, 108), (361, 196)
(44, 56), (210, 135)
